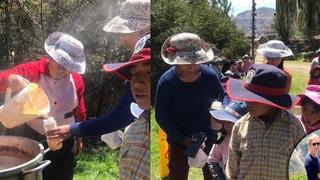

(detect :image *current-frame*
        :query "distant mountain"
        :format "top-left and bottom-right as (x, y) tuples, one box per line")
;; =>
(234, 7), (276, 37)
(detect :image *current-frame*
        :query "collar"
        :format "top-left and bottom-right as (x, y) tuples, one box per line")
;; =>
(130, 102), (145, 118)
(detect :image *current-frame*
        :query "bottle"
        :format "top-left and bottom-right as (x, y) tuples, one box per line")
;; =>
(43, 117), (62, 151)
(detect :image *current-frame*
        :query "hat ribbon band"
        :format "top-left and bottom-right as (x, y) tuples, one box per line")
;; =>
(225, 107), (241, 118)
(244, 83), (286, 96)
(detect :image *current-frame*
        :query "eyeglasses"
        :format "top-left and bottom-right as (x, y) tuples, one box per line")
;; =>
(312, 142), (320, 146)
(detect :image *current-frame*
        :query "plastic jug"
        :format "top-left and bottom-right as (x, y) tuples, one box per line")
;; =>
(0, 83), (50, 128)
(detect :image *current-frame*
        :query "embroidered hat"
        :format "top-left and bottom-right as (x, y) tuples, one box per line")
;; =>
(103, 33), (150, 80)
(298, 85), (320, 106)
(160, 33), (214, 65)
(103, 0), (150, 33)
(226, 64), (300, 110)
(257, 40), (293, 58)
(44, 32), (86, 74)
(209, 101), (248, 123)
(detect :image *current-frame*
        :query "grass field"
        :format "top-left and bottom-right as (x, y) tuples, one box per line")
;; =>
(74, 141), (120, 180)
(74, 60), (311, 180)
(289, 172), (308, 180)
(286, 60), (310, 94)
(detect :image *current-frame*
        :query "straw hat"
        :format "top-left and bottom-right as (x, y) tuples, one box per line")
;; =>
(161, 33), (214, 65)
(44, 32), (86, 74)
(103, 0), (150, 33)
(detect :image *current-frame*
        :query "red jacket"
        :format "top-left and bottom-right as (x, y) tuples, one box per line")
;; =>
(0, 57), (86, 121)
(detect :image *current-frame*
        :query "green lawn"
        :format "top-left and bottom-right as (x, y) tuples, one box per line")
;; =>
(289, 172), (308, 180)
(74, 140), (119, 180)
(286, 60), (310, 94)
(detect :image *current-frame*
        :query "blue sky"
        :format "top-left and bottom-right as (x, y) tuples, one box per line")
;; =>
(229, 0), (276, 16)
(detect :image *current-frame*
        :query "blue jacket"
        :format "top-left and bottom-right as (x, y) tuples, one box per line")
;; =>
(70, 82), (134, 137)
(155, 65), (226, 144)
(305, 153), (320, 180)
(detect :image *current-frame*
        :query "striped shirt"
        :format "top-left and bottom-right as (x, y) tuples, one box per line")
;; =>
(119, 110), (150, 180)
(226, 110), (306, 180)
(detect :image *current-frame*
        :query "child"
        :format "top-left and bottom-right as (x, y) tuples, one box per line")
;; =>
(225, 64), (306, 179)
(298, 85), (320, 134)
(308, 65), (320, 85)
(103, 37), (151, 180)
(207, 100), (248, 180)
(257, 40), (293, 93)
(155, 32), (226, 180)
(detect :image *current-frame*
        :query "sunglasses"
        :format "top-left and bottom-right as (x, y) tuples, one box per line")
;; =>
(312, 142), (320, 146)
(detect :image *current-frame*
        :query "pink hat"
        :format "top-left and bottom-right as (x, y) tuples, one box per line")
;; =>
(298, 85), (320, 105)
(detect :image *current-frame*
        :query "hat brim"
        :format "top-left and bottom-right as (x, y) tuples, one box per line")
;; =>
(160, 34), (214, 65)
(103, 16), (150, 34)
(226, 79), (300, 110)
(103, 57), (150, 80)
(297, 94), (320, 106)
(257, 48), (293, 58)
(209, 109), (238, 123)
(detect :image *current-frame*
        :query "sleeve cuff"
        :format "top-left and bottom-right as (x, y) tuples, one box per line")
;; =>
(70, 122), (81, 137)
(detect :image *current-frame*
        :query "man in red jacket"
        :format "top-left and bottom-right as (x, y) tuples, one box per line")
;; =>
(0, 31), (86, 180)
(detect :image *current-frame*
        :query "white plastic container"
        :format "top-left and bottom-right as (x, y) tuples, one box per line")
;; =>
(0, 83), (50, 128)
(43, 117), (62, 151)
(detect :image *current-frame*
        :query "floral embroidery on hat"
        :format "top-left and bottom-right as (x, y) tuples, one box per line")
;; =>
(166, 47), (175, 54)
(245, 69), (256, 84)
(134, 33), (150, 54)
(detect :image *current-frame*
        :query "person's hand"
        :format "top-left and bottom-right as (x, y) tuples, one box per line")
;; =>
(182, 136), (196, 146)
(317, 172), (320, 179)
(46, 125), (71, 140)
(8, 74), (30, 93)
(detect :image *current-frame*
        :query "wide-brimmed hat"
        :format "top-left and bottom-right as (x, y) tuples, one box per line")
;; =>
(103, 0), (150, 33)
(161, 33), (214, 65)
(209, 101), (247, 123)
(298, 85), (320, 106)
(316, 49), (320, 54)
(226, 64), (300, 110)
(257, 40), (293, 58)
(44, 32), (86, 74)
(242, 54), (249, 59)
(103, 33), (150, 80)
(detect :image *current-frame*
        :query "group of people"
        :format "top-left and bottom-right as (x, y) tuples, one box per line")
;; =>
(220, 54), (253, 79)
(155, 33), (320, 180)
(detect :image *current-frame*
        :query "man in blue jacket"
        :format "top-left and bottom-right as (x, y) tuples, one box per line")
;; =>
(305, 134), (320, 180)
